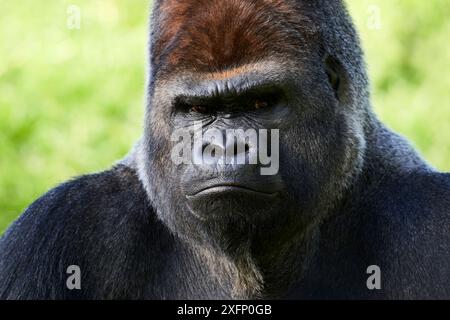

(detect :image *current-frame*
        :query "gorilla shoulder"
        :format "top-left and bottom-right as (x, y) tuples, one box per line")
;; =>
(299, 169), (450, 300)
(0, 165), (171, 299)
(372, 170), (450, 227)
(2, 164), (155, 240)
(364, 169), (450, 298)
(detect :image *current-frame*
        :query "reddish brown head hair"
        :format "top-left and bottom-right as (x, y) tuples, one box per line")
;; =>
(150, 0), (319, 75)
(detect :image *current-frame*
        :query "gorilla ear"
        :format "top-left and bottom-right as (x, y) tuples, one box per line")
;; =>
(324, 54), (341, 100)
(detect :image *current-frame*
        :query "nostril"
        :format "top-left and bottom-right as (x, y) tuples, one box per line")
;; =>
(202, 140), (226, 160)
(201, 143), (208, 154)
(234, 141), (250, 155)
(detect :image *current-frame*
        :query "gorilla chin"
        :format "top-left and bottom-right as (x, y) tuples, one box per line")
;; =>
(179, 166), (286, 255)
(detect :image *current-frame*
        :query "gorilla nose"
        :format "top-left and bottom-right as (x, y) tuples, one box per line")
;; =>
(192, 132), (255, 166)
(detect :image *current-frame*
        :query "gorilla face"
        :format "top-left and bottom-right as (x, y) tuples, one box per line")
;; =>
(137, 1), (365, 256)
(139, 59), (363, 255)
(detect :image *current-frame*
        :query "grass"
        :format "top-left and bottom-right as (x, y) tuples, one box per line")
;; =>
(0, 0), (449, 233)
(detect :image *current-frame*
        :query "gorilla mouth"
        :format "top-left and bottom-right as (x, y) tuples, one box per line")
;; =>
(188, 183), (280, 197)
(185, 182), (282, 220)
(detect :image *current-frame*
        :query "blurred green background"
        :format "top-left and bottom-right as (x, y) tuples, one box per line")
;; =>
(0, 0), (449, 233)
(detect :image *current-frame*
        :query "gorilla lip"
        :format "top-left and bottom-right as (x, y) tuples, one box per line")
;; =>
(187, 183), (280, 197)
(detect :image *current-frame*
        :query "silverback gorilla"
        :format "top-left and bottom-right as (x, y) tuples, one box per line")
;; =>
(1, 0), (449, 299)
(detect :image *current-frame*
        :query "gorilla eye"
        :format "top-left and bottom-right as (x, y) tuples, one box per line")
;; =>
(190, 105), (209, 114)
(254, 99), (269, 110)
(250, 91), (281, 111)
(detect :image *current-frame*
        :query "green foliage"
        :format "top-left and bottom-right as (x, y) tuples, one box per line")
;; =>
(0, 0), (449, 233)
(348, 0), (450, 170)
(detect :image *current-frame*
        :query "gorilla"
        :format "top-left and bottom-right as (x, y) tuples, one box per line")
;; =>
(1, 0), (449, 299)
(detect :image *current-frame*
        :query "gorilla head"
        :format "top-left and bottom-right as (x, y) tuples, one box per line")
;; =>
(136, 0), (370, 293)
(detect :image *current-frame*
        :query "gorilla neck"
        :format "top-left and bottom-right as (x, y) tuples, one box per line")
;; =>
(178, 213), (322, 299)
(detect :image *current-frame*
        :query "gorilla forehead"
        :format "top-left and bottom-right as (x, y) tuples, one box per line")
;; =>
(151, 0), (320, 75)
